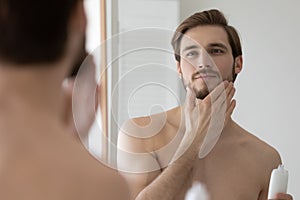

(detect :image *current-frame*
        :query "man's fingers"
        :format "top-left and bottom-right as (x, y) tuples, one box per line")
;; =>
(213, 81), (233, 108)
(226, 82), (235, 98)
(227, 99), (236, 117)
(185, 86), (196, 111)
(205, 80), (229, 104)
(226, 84), (235, 107)
(275, 193), (293, 200)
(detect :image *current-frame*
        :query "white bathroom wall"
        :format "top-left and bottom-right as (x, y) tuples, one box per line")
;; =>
(117, 0), (181, 125)
(84, 0), (101, 53)
(179, 0), (300, 198)
(84, 0), (102, 157)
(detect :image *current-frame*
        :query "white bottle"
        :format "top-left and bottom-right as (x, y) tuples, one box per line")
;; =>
(268, 164), (289, 199)
(185, 182), (209, 200)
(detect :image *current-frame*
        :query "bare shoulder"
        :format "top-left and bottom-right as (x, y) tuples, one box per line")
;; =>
(120, 112), (168, 133)
(58, 137), (130, 199)
(118, 109), (176, 152)
(118, 115), (154, 153)
(84, 160), (130, 199)
(0, 133), (130, 200)
(233, 122), (282, 169)
(48, 134), (130, 200)
(117, 109), (179, 197)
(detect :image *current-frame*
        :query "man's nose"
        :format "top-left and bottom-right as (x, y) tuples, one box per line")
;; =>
(197, 51), (212, 69)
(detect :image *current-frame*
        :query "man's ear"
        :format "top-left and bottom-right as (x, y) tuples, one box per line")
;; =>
(62, 78), (75, 128)
(176, 61), (182, 77)
(234, 55), (243, 74)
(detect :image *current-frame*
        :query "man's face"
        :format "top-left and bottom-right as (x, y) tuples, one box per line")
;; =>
(72, 55), (98, 141)
(178, 25), (237, 99)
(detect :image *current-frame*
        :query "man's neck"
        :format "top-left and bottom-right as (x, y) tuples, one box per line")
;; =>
(0, 63), (68, 141)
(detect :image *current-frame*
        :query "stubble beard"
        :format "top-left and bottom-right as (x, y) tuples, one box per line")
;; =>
(193, 83), (210, 100)
(181, 77), (210, 100)
(196, 90), (209, 100)
(182, 64), (236, 100)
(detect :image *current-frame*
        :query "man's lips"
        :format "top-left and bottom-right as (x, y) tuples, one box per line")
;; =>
(193, 73), (217, 80)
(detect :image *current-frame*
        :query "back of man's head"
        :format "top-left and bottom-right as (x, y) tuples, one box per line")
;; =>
(0, 0), (79, 65)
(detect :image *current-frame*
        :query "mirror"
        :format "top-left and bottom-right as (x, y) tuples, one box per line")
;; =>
(85, 0), (299, 198)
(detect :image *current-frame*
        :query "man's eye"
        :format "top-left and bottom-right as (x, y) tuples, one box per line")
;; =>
(208, 49), (224, 55)
(186, 51), (198, 58)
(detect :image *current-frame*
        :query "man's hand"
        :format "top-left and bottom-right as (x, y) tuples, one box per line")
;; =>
(272, 193), (293, 200)
(173, 80), (236, 161)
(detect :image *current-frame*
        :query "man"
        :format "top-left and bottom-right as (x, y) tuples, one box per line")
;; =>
(0, 0), (129, 199)
(117, 9), (292, 200)
(63, 42), (97, 146)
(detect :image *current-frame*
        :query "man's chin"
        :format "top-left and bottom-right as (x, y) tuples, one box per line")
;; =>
(195, 90), (209, 100)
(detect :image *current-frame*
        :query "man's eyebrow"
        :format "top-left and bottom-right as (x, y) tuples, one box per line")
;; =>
(208, 43), (228, 50)
(182, 43), (228, 52)
(182, 45), (199, 52)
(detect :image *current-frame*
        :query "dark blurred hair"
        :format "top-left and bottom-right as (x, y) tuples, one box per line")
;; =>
(68, 36), (87, 77)
(69, 48), (88, 78)
(0, 0), (79, 65)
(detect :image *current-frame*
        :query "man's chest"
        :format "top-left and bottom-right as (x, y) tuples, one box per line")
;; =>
(191, 152), (263, 200)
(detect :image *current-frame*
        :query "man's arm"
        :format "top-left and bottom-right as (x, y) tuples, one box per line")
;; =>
(117, 126), (162, 199)
(117, 120), (203, 200)
(96, 167), (131, 200)
(118, 81), (235, 200)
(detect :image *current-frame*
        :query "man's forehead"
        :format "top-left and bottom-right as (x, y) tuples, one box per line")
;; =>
(180, 25), (230, 50)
